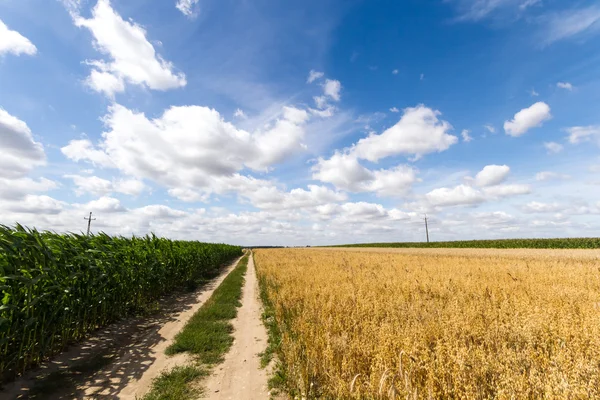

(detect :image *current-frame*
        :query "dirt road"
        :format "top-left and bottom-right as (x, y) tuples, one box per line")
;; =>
(202, 253), (270, 400)
(1, 256), (243, 399)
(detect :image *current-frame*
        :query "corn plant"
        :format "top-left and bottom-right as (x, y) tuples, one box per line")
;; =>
(0, 224), (241, 382)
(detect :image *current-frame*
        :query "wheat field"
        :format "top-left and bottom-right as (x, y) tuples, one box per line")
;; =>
(254, 248), (600, 399)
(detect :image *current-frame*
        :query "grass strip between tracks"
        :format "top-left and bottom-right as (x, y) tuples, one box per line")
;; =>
(143, 253), (249, 400)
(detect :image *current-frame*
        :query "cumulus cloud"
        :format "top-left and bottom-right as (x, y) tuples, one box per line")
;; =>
(60, 139), (114, 167)
(64, 174), (145, 196)
(8, 195), (65, 215)
(474, 165), (510, 187)
(61, 103), (309, 197)
(426, 184), (486, 207)
(353, 105), (457, 161)
(0, 19), (37, 56)
(307, 70), (324, 83)
(312, 152), (417, 196)
(482, 184), (530, 197)
(504, 102), (551, 137)
(247, 185), (347, 211)
(0, 177), (57, 201)
(176, 0), (200, 18)
(544, 141), (563, 154)
(312, 152), (374, 192)
(566, 125), (600, 146)
(73, 0), (186, 97)
(323, 79), (342, 101)
(0, 108), (46, 178)
(390, 107), (400, 113)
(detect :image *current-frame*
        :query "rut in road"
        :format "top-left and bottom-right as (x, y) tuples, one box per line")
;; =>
(202, 252), (271, 399)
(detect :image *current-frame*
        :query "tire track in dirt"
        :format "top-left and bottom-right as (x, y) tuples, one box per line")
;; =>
(202, 252), (270, 399)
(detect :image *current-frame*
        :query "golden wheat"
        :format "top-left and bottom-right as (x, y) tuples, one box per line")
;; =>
(254, 248), (600, 399)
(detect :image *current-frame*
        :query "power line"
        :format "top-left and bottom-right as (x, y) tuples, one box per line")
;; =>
(84, 212), (96, 236)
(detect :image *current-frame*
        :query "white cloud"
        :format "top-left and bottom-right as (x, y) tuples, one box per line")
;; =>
(309, 106), (335, 118)
(0, 177), (57, 200)
(544, 141), (563, 154)
(367, 166), (418, 196)
(323, 79), (342, 101)
(520, 0), (540, 10)
(566, 125), (600, 146)
(312, 152), (373, 192)
(9, 195), (65, 215)
(530, 88), (539, 97)
(0, 19), (37, 56)
(504, 102), (551, 137)
(389, 107), (399, 113)
(0, 108), (46, 178)
(461, 129), (472, 142)
(535, 171), (571, 181)
(542, 6), (600, 45)
(61, 103), (309, 196)
(452, 0), (541, 21)
(113, 178), (145, 196)
(353, 105), (457, 161)
(176, 0), (200, 18)
(426, 184), (486, 207)
(65, 174), (112, 196)
(64, 174), (145, 196)
(84, 68), (125, 98)
(312, 152), (417, 196)
(233, 108), (247, 119)
(313, 95), (328, 109)
(74, 0), (186, 97)
(482, 184), (531, 197)
(474, 164), (510, 187)
(248, 185), (347, 211)
(392, 69), (399, 75)
(61, 139), (114, 167)
(521, 201), (563, 213)
(75, 196), (126, 213)
(307, 70), (324, 84)
(557, 82), (574, 91)
(484, 124), (496, 134)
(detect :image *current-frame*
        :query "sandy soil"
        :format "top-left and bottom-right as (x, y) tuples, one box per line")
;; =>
(308, 246), (600, 259)
(1, 256), (243, 400)
(202, 252), (270, 400)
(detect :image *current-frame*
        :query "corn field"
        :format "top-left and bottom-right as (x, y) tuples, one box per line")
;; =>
(334, 237), (600, 249)
(0, 224), (241, 381)
(255, 247), (600, 399)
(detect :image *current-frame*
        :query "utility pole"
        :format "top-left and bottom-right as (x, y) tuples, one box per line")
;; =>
(424, 214), (430, 243)
(84, 212), (96, 236)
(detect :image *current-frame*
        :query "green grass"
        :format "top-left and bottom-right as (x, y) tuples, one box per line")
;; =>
(165, 253), (248, 364)
(142, 366), (208, 400)
(140, 254), (248, 400)
(330, 237), (600, 249)
(256, 265), (289, 397)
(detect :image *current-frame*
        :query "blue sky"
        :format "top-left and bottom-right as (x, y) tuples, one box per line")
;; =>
(1, 0), (599, 245)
